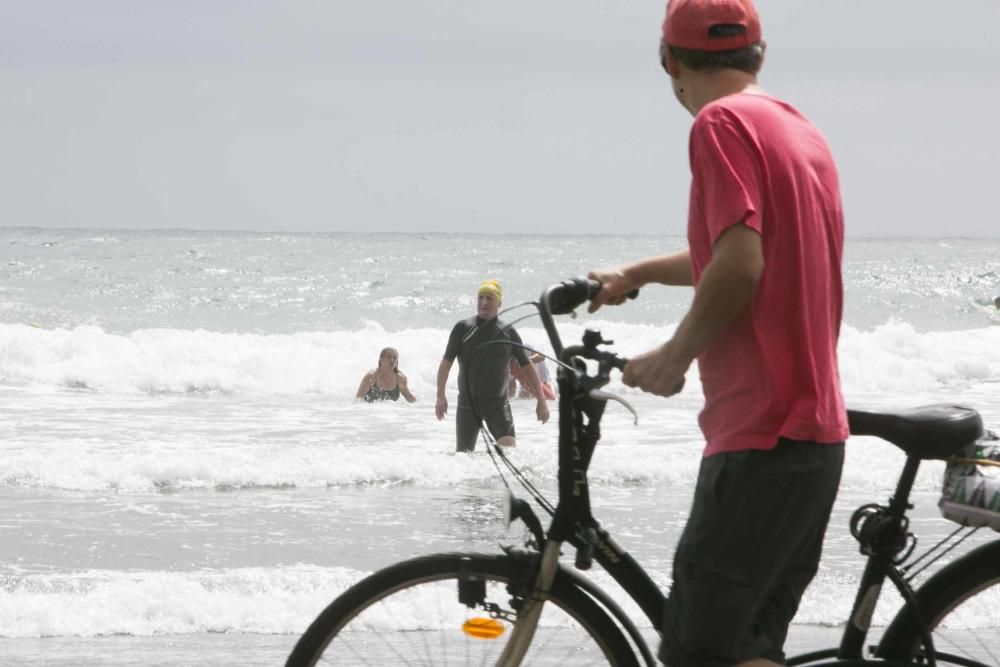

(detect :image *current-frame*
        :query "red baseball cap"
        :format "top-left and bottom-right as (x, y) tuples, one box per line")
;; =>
(662, 0), (762, 51)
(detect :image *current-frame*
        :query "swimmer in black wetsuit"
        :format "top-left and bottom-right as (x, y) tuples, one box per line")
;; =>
(434, 280), (550, 452)
(355, 347), (417, 403)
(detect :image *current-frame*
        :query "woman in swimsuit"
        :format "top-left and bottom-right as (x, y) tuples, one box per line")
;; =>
(355, 347), (417, 403)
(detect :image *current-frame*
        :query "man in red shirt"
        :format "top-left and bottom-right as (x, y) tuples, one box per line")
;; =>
(589, 0), (849, 664)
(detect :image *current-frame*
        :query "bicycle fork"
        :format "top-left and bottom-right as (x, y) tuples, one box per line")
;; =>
(495, 539), (563, 666)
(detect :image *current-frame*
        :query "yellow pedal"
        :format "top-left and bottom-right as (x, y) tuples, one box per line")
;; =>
(462, 617), (505, 640)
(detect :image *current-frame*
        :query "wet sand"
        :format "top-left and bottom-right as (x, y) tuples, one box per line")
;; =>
(2, 624), (851, 666)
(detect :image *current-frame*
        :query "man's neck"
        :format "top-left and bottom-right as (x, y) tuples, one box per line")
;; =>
(684, 70), (763, 115)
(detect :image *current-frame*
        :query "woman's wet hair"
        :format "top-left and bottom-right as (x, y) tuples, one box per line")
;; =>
(378, 347), (399, 371)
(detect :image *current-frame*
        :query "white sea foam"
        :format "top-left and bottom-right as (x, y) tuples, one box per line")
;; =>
(0, 384), (959, 494)
(840, 321), (1000, 394)
(2, 315), (998, 494)
(3, 321), (1000, 398)
(2, 562), (996, 639)
(0, 567), (358, 638)
(0, 408), (703, 493)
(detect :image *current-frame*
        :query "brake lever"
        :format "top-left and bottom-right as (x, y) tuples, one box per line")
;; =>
(588, 389), (638, 425)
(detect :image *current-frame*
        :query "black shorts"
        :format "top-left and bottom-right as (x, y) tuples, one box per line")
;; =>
(455, 400), (515, 452)
(659, 438), (845, 667)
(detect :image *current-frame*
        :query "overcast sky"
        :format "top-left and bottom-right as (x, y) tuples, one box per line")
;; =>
(2, 0), (998, 236)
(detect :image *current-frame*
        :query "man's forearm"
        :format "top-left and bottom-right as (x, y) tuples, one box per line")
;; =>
(625, 250), (693, 287)
(669, 228), (762, 361)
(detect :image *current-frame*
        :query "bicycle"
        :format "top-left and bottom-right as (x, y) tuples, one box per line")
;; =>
(287, 277), (1000, 666)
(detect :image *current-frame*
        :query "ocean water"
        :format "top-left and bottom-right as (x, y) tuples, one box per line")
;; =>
(2, 228), (1000, 665)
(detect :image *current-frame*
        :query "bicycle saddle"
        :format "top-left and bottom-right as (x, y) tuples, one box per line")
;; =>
(847, 404), (983, 460)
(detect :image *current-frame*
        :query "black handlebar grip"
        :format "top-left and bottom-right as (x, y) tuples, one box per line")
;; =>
(544, 278), (586, 315)
(587, 279), (639, 302)
(543, 278), (640, 316)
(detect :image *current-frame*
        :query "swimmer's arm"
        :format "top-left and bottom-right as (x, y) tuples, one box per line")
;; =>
(355, 371), (375, 399)
(398, 372), (417, 403)
(436, 359), (452, 398)
(518, 360), (544, 398)
(519, 361), (551, 424)
(435, 359), (452, 419)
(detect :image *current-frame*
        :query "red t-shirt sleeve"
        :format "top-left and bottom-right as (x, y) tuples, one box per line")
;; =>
(690, 108), (764, 245)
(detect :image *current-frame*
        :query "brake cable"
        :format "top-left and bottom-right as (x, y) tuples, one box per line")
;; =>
(482, 431), (556, 517)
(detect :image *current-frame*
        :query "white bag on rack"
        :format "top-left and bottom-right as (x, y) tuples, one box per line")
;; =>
(939, 430), (1000, 532)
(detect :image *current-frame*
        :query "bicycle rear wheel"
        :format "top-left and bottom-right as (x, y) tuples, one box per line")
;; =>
(878, 539), (1000, 665)
(286, 552), (638, 666)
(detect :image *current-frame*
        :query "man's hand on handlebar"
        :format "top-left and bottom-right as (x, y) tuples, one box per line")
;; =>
(586, 267), (639, 313)
(622, 342), (690, 398)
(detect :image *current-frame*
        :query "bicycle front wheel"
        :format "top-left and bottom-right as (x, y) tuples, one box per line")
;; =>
(286, 552), (638, 667)
(878, 539), (1000, 665)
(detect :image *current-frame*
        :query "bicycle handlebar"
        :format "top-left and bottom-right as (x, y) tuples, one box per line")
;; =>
(538, 277), (636, 364)
(540, 277), (638, 316)
(532, 277), (640, 553)
(541, 277), (603, 316)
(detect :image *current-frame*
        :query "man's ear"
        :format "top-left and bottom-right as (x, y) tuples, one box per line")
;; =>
(663, 49), (681, 80)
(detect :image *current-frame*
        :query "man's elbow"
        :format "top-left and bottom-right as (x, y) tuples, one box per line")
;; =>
(712, 224), (764, 288)
(743, 255), (764, 288)
(719, 250), (763, 292)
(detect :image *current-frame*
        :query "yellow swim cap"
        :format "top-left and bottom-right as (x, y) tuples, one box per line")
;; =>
(478, 279), (503, 301)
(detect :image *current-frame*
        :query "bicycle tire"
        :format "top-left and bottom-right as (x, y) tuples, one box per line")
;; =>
(286, 552), (639, 666)
(878, 539), (1000, 665)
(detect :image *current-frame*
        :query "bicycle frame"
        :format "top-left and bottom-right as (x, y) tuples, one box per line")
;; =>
(501, 278), (983, 667)
(789, 454), (935, 666)
(511, 447), (940, 666)
(285, 279), (996, 667)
